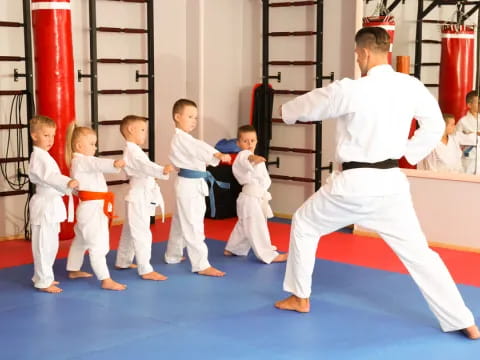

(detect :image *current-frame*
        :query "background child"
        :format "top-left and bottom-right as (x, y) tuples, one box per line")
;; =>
(28, 115), (78, 293)
(115, 115), (172, 281)
(164, 99), (231, 277)
(456, 90), (480, 174)
(66, 126), (127, 291)
(419, 113), (477, 173)
(224, 125), (287, 263)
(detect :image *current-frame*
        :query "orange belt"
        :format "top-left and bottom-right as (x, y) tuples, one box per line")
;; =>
(78, 190), (115, 226)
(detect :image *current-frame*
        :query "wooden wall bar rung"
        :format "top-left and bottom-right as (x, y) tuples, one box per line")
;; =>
(421, 62), (440, 66)
(274, 90), (309, 95)
(0, 157), (29, 164)
(0, 56), (24, 61)
(0, 21), (23, 27)
(270, 174), (315, 183)
(106, 0), (147, 3)
(269, 1), (317, 7)
(0, 190), (29, 197)
(269, 60), (316, 66)
(0, 124), (27, 130)
(98, 89), (148, 94)
(97, 27), (147, 34)
(422, 40), (441, 44)
(98, 120), (122, 125)
(272, 118), (314, 124)
(0, 90), (25, 96)
(97, 58), (148, 64)
(106, 180), (129, 186)
(269, 31), (316, 36)
(98, 148), (148, 156)
(270, 146), (316, 154)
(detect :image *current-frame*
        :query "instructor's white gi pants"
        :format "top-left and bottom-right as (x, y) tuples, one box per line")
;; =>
(284, 184), (475, 332)
(165, 193), (210, 272)
(226, 194), (278, 263)
(115, 201), (154, 275)
(66, 202), (110, 280)
(31, 222), (60, 289)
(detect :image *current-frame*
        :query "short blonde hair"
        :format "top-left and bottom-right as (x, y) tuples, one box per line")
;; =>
(29, 115), (56, 134)
(172, 99), (197, 121)
(71, 126), (96, 152)
(120, 115), (147, 138)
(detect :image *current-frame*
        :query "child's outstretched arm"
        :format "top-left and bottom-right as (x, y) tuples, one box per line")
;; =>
(29, 156), (77, 195)
(75, 156), (122, 175)
(125, 151), (170, 180)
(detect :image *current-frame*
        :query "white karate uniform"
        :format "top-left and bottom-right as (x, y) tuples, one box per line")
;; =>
(225, 150), (278, 263)
(419, 132), (476, 173)
(29, 146), (72, 289)
(456, 112), (480, 174)
(115, 141), (168, 275)
(164, 128), (220, 272)
(66, 153), (119, 280)
(281, 64), (475, 332)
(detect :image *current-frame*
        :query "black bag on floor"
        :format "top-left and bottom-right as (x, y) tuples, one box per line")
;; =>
(205, 163), (242, 219)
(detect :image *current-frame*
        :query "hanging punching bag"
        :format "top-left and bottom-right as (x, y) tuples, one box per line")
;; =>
(362, 15), (395, 64)
(438, 25), (475, 123)
(32, 0), (76, 240)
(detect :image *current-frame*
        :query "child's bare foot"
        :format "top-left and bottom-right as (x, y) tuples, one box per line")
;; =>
(68, 271), (93, 279)
(115, 264), (138, 270)
(52, 281), (60, 285)
(462, 325), (480, 339)
(275, 295), (310, 313)
(101, 278), (127, 291)
(224, 250), (234, 256)
(271, 253), (288, 263)
(39, 284), (63, 293)
(197, 266), (226, 277)
(141, 271), (168, 281)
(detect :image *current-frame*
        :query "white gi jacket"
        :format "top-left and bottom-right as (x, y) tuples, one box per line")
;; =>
(456, 112), (480, 160)
(28, 146), (72, 225)
(169, 128), (220, 197)
(282, 64), (444, 196)
(233, 150), (273, 219)
(123, 141), (168, 218)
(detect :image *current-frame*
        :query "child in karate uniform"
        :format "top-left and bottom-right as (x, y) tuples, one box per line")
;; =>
(224, 125), (287, 263)
(115, 115), (173, 281)
(66, 126), (127, 291)
(456, 91), (480, 174)
(28, 115), (78, 293)
(164, 98), (231, 277)
(420, 114), (477, 173)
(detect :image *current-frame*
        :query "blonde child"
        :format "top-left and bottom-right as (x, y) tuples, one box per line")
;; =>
(65, 126), (127, 291)
(115, 115), (172, 281)
(28, 115), (78, 293)
(164, 99), (231, 277)
(224, 125), (287, 263)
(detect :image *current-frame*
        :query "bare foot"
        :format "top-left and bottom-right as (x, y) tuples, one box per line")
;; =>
(68, 271), (93, 279)
(224, 250), (234, 256)
(462, 325), (480, 340)
(271, 253), (288, 263)
(275, 295), (310, 313)
(197, 266), (226, 277)
(141, 271), (168, 281)
(52, 281), (60, 285)
(101, 278), (127, 291)
(38, 284), (63, 293)
(115, 264), (138, 270)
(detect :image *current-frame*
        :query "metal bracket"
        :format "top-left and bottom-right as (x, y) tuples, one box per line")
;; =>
(267, 71), (281, 83)
(319, 161), (333, 173)
(319, 71), (334, 82)
(135, 70), (149, 82)
(77, 69), (93, 82)
(13, 68), (29, 82)
(267, 156), (280, 168)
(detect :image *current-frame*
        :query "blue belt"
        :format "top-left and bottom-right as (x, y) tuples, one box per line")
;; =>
(464, 146), (475, 157)
(178, 168), (230, 218)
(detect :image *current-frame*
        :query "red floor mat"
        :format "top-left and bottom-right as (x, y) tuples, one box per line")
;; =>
(1, 218), (479, 287)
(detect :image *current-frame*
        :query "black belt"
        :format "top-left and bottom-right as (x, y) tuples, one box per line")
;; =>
(342, 159), (399, 171)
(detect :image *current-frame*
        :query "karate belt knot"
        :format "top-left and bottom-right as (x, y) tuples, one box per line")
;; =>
(77, 190), (116, 227)
(178, 168), (230, 218)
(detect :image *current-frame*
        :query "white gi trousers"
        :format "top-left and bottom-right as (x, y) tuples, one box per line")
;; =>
(284, 183), (475, 332)
(165, 192), (210, 272)
(66, 201), (110, 280)
(31, 222), (60, 288)
(115, 200), (154, 275)
(225, 193), (278, 263)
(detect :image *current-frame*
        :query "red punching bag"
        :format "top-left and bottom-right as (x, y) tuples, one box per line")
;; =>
(32, 0), (76, 239)
(438, 25), (475, 123)
(362, 15), (395, 64)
